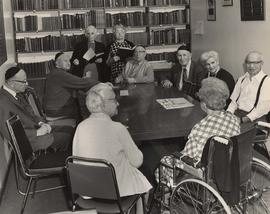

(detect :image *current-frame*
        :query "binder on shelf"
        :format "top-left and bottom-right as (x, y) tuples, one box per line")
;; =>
(116, 46), (136, 60)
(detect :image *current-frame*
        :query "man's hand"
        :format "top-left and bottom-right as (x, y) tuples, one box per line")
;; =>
(37, 123), (51, 136)
(115, 76), (124, 84)
(127, 78), (136, 83)
(162, 80), (173, 88)
(113, 56), (120, 62)
(95, 58), (102, 63)
(241, 116), (251, 123)
(73, 59), (79, 65)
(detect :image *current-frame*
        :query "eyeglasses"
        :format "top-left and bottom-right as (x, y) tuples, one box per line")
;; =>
(104, 98), (118, 104)
(12, 80), (28, 84)
(245, 61), (262, 65)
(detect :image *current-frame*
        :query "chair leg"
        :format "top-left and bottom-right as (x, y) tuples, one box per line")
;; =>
(21, 177), (33, 214)
(31, 178), (38, 199)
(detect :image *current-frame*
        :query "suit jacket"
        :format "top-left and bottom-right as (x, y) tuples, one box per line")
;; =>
(70, 38), (108, 81)
(161, 61), (206, 99)
(0, 88), (54, 151)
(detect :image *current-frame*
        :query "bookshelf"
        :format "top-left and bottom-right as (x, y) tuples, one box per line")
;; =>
(12, 0), (191, 76)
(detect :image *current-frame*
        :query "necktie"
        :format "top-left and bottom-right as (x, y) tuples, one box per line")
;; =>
(182, 67), (187, 82)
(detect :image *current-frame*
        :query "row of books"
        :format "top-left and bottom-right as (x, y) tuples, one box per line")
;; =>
(145, 0), (188, 6)
(15, 31), (149, 53)
(146, 52), (175, 62)
(61, 11), (106, 29)
(14, 16), (38, 32)
(18, 60), (54, 78)
(12, 0), (188, 11)
(59, 0), (104, 9)
(106, 12), (147, 27)
(104, 32), (148, 46)
(12, 0), (58, 11)
(149, 10), (188, 25)
(16, 34), (86, 52)
(149, 28), (190, 45)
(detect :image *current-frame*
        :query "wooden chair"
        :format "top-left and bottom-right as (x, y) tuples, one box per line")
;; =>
(66, 156), (146, 214)
(6, 114), (69, 214)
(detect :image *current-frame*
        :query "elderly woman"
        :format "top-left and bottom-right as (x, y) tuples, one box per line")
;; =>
(115, 45), (154, 84)
(157, 77), (240, 187)
(72, 83), (152, 212)
(106, 24), (135, 83)
(200, 50), (235, 95)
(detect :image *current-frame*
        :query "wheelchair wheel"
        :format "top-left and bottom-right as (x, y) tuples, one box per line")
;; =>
(170, 178), (231, 214)
(247, 157), (270, 213)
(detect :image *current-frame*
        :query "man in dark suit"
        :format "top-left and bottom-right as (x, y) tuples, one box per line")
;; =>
(161, 45), (206, 99)
(0, 66), (74, 152)
(70, 25), (108, 82)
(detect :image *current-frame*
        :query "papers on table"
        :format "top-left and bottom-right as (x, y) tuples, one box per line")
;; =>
(156, 98), (194, 110)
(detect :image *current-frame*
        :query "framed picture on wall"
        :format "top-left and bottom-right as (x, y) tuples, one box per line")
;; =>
(207, 0), (216, 21)
(241, 0), (264, 21)
(222, 0), (233, 6)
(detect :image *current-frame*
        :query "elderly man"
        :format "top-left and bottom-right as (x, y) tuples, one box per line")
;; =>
(115, 45), (154, 84)
(44, 52), (99, 120)
(161, 45), (206, 99)
(227, 51), (270, 123)
(0, 66), (74, 152)
(200, 50), (235, 95)
(70, 25), (108, 81)
(73, 83), (152, 212)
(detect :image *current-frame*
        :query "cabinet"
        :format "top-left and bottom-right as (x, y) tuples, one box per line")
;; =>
(12, 0), (190, 77)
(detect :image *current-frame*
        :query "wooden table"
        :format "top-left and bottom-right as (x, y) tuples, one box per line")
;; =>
(113, 83), (205, 141)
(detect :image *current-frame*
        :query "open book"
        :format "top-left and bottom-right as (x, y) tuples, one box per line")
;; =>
(83, 48), (104, 61)
(116, 46), (136, 60)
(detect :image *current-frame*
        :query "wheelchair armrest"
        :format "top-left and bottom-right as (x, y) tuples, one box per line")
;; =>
(172, 152), (202, 168)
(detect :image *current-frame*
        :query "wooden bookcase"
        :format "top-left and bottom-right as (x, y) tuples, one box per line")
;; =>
(12, 0), (191, 77)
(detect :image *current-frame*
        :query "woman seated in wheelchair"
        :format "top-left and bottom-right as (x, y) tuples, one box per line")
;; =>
(157, 77), (241, 187)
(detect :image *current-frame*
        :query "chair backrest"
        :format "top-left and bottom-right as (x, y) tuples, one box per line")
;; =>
(6, 114), (34, 173)
(206, 127), (257, 184)
(66, 156), (121, 201)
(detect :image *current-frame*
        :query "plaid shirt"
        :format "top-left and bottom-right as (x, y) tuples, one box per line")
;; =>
(109, 40), (134, 82)
(182, 111), (240, 161)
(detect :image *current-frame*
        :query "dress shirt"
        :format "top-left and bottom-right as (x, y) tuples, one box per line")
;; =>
(3, 85), (16, 99)
(182, 111), (240, 161)
(123, 59), (154, 83)
(178, 60), (191, 90)
(227, 70), (270, 121)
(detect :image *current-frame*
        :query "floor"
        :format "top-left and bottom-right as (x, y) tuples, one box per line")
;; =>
(0, 137), (183, 214)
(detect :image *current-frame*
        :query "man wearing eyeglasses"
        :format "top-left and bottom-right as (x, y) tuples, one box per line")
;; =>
(227, 51), (270, 123)
(0, 66), (74, 152)
(115, 45), (154, 84)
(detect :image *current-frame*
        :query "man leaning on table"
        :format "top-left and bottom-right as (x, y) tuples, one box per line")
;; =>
(161, 45), (206, 99)
(227, 51), (270, 123)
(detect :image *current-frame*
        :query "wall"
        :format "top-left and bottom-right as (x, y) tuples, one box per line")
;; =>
(0, 0), (16, 198)
(191, 0), (270, 79)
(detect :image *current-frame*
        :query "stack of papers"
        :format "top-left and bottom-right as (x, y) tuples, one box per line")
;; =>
(156, 98), (194, 110)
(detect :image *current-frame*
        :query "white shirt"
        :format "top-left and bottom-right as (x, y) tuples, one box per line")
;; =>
(227, 70), (270, 121)
(3, 85), (17, 99)
(179, 60), (191, 90)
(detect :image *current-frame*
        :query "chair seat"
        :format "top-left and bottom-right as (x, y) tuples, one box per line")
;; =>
(76, 194), (142, 213)
(29, 151), (70, 175)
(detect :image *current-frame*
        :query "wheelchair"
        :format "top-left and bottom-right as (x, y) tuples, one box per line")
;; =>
(152, 122), (270, 214)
